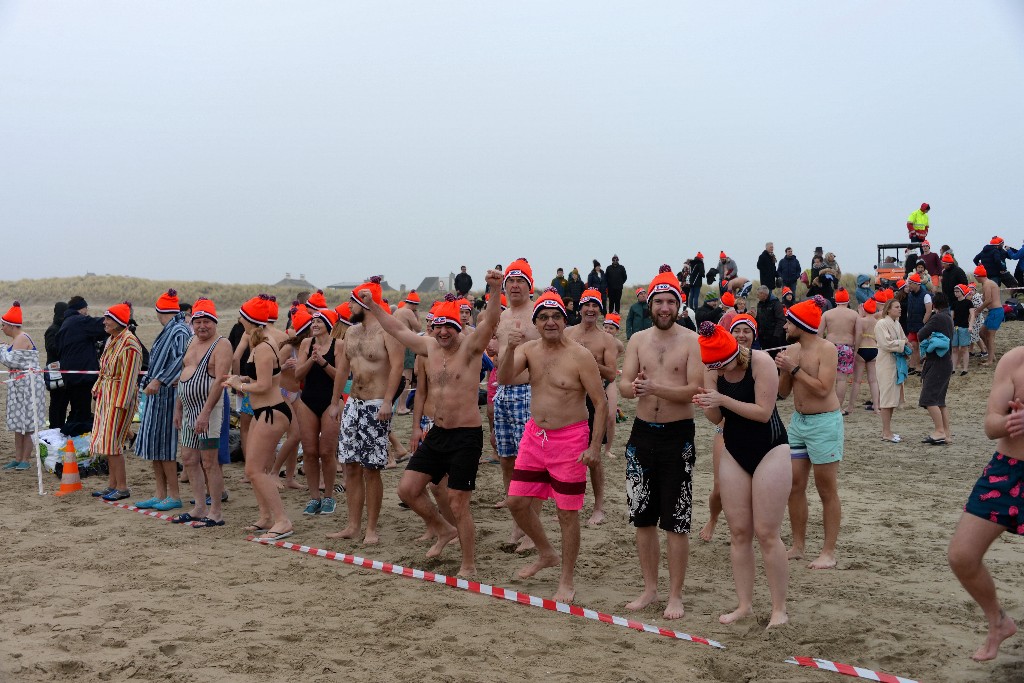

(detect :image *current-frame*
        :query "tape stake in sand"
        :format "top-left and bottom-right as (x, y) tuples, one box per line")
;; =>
(786, 657), (919, 683)
(249, 537), (724, 649)
(102, 500), (201, 527)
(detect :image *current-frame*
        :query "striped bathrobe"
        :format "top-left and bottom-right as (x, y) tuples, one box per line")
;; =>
(135, 314), (191, 461)
(91, 330), (143, 456)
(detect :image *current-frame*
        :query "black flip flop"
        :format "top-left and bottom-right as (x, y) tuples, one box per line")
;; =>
(171, 512), (195, 524)
(194, 517), (225, 528)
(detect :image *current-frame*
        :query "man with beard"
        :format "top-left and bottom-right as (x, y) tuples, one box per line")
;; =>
(359, 271), (503, 576)
(775, 296), (843, 570)
(327, 276), (404, 545)
(619, 265), (703, 620)
(566, 287), (619, 526)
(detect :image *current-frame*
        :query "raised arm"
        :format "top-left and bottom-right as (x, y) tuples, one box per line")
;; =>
(497, 333), (529, 385)
(465, 270), (504, 355)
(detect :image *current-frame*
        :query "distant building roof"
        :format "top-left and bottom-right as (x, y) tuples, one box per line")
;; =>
(327, 280), (396, 291)
(274, 277), (316, 290)
(415, 277), (446, 292)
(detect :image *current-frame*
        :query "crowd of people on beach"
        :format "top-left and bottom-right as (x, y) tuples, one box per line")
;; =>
(2, 207), (1023, 662)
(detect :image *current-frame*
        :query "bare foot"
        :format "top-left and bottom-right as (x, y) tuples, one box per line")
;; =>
(698, 518), (717, 542)
(426, 526), (458, 558)
(275, 480), (285, 490)
(586, 509), (606, 526)
(363, 530), (380, 545)
(457, 566), (477, 578)
(240, 478), (251, 485)
(719, 606), (754, 624)
(284, 479), (303, 490)
(808, 552), (837, 570)
(787, 546), (804, 561)
(663, 598), (685, 620)
(972, 612), (1017, 661)
(327, 525), (360, 540)
(515, 536), (536, 554)
(493, 499), (508, 510)
(385, 461), (398, 470)
(767, 610), (789, 628)
(516, 552), (559, 579)
(552, 585), (576, 603)
(625, 590), (660, 611)
(416, 530), (434, 542)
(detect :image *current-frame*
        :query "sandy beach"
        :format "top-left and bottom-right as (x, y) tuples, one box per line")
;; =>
(1, 303), (1022, 682)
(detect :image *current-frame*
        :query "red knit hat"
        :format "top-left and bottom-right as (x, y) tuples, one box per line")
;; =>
(695, 252), (704, 259)
(719, 251), (728, 260)
(781, 286), (793, 297)
(532, 287), (567, 322)
(941, 253), (955, 264)
(155, 288), (180, 314)
(425, 301), (440, 322)
(991, 236), (1004, 246)
(786, 295), (826, 334)
(2, 301), (23, 326)
(604, 313), (621, 329)
(105, 301), (133, 327)
(835, 288), (850, 304)
(431, 294), (462, 330)
(896, 278), (907, 290)
(921, 202), (930, 211)
(312, 309), (338, 332)
(729, 313), (757, 335)
(351, 276), (385, 310)
(268, 295), (280, 322)
(290, 305), (313, 334)
(635, 287), (647, 298)
(698, 322), (740, 369)
(504, 258), (534, 293)
(239, 294), (273, 325)
(404, 290), (420, 305)
(863, 298), (877, 314)
(908, 272), (925, 285)
(954, 284), (972, 299)
(647, 264), (683, 309)
(579, 288), (604, 312)
(306, 289), (328, 312)
(974, 265), (987, 278)
(191, 297), (218, 323)
(457, 297), (472, 312)
(721, 291), (736, 308)
(335, 302), (354, 327)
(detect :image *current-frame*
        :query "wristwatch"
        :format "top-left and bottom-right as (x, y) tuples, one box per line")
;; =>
(791, 365), (800, 376)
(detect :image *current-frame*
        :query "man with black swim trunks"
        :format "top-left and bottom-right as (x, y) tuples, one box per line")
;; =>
(948, 347), (1024, 661)
(361, 270), (503, 576)
(565, 287), (619, 527)
(619, 265), (703, 621)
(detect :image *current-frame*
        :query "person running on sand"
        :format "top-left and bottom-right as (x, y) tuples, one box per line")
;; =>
(173, 298), (231, 527)
(224, 295), (293, 541)
(775, 296), (843, 570)
(361, 271), (502, 576)
(565, 287), (619, 526)
(619, 266), (702, 620)
(948, 346), (1024, 661)
(500, 288), (606, 603)
(818, 288), (859, 411)
(695, 321), (790, 628)
(699, 314), (757, 543)
(327, 277), (404, 545)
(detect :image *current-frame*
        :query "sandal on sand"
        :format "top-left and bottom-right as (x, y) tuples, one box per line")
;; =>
(881, 435), (902, 443)
(257, 530), (293, 542)
(194, 517), (226, 528)
(243, 522), (269, 532)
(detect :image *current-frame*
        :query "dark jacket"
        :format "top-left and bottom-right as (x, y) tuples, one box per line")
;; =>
(757, 250), (778, 287)
(756, 295), (787, 349)
(56, 310), (108, 386)
(626, 301), (652, 339)
(454, 272), (473, 295)
(606, 263), (627, 290)
(675, 311), (696, 331)
(688, 258), (705, 288)
(550, 276), (568, 297)
(587, 269), (607, 295)
(940, 265), (968, 306)
(695, 303), (723, 326)
(566, 276), (585, 305)
(44, 302), (69, 365)
(974, 244), (1008, 280)
(777, 254), (801, 284)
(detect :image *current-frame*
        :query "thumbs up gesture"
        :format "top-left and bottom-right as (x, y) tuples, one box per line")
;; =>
(507, 319), (525, 348)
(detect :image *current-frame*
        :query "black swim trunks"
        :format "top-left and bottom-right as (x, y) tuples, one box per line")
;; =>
(406, 425), (484, 491)
(625, 418), (696, 534)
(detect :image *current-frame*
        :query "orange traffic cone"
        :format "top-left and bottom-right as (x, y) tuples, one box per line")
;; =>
(54, 440), (82, 496)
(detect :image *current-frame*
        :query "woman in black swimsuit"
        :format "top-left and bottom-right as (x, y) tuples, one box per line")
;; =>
(223, 294), (293, 541)
(295, 310), (341, 516)
(694, 321), (790, 628)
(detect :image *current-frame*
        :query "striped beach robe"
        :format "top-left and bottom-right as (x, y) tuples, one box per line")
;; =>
(135, 313), (191, 461)
(91, 330), (143, 456)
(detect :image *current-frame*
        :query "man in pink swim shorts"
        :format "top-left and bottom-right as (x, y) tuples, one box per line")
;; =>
(500, 287), (607, 603)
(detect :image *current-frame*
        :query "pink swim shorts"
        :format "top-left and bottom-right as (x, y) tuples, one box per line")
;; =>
(508, 418), (589, 510)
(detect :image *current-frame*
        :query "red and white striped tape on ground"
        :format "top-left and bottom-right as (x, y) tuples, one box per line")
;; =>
(103, 500), (201, 527)
(249, 536), (724, 649)
(786, 657), (919, 683)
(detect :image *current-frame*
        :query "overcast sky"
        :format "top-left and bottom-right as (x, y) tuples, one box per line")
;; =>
(1, 2), (1021, 292)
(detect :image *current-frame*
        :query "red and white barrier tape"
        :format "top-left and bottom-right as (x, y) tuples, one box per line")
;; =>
(786, 657), (919, 683)
(249, 536), (724, 649)
(0, 369), (148, 375)
(103, 500), (201, 527)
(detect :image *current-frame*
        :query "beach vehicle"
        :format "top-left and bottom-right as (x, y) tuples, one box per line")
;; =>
(874, 242), (916, 289)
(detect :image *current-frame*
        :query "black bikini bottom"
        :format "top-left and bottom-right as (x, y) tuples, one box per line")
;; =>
(253, 402), (292, 425)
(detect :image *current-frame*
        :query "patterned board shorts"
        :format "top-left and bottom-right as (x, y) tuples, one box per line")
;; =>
(836, 343), (855, 375)
(965, 452), (1024, 534)
(625, 418), (696, 534)
(493, 384), (532, 458)
(338, 397), (391, 470)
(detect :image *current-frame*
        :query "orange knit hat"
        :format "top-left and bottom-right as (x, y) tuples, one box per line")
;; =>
(941, 253), (955, 264)
(635, 287), (647, 298)
(431, 294), (462, 330)
(781, 286), (793, 297)
(2, 301), (23, 326)
(604, 313), (621, 329)
(991, 236), (1004, 246)
(404, 290), (420, 305)
(579, 288), (604, 312)
(721, 291), (736, 308)
(239, 294), (273, 325)
(695, 252), (704, 259)
(974, 265), (987, 278)
(312, 309), (338, 332)
(532, 287), (567, 321)
(191, 297), (218, 323)
(835, 288), (850, 304)
(457, 297), (472, 311)
(896, 278), (907, 290)
(290, 305), (313, 334)
(719, 251), (728, 260)
(908, 272), (925, 285)
(647, 264), (683, 309)
(955, 284), (972, 299)
(729, 313), (757, 334)
(306, 289), (328, 312)
(863, 298), (877, 314)
(335, 301), (354, 327)
(786, 295), (826, 334)
(425, 300), (441, 322)
(351, 276), (385, 310)
(105, 301), (133, 327)
(268, 295), (280, 322)
(698, 322), (740, 369)
(155, 288), (180, 314)
(504, 258), (534, 293)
